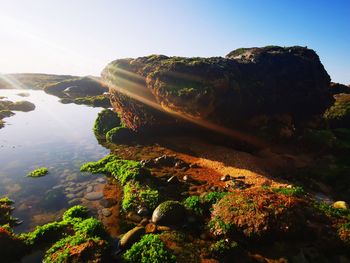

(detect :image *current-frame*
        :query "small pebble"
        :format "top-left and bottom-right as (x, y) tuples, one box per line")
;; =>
(102, 208), (112, 217)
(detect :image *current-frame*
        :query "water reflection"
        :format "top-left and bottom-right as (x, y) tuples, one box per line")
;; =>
(0, 89), (115, 233)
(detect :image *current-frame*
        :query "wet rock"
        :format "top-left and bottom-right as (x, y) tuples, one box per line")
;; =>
(66, 193), (76, 199)
(52, 184), (64, 190)
(85, 191), (103, 201)
(75, 190), (85, 198)
(65, 174), (78, 181)
(102, 208), (112, 217)
(137, 207), (149, 217)
(140, 218), (149, 226)
(16, 92), (30, 97)
(68, 198), (81, 206)
(126, 211), (142, 223)
(8, 101), (35, 112)
(333, 201), (348, 210)
(96, 178), (106, 183)
(151, 201), (187, 226)
(156, 225), (172, 232)
(220, 174), (231, 182)
(183, 175), (194, 182)
(100, 198), (116, 208)
(86, 185), (94, 193)
(65, 187), (75, 192)
(189, 163), (200, 168)
(119, 226), (145, 249)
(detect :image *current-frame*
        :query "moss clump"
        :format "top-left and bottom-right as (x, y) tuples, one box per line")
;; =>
(73, 95), (110, 108)
(44, 234), (108, 263)
(21, 221), (67, 246)
(183, 191), (228, 217)
(271, 186), (305, 197)
(62, 205), (89, 222)
(0, 197), (18, 226)
(123, 234), (176, 263)
(93, 109), (121, 136)
(183, 196), (203, 216)
(324, 93), (350, 128)
(106, 126), (134, 143)
(123, 181), (159, 211)
(27, 167), (48, 177)
(209, 239), (238, 257)
(80, 155), (144, 185)
(81, 155), (159, 212)
(209, 189), (305, 238)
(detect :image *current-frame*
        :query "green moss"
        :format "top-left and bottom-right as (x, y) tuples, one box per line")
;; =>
(122, 181), (159, 211)
(72, 218), (106, 238)
(93, 109), (121, 136)
(123, 234), (176, 263)
(0, 196), (14, 205)
(73, 95), (110, 108)
(62, 205), (89, 222)
(106, 126), (133, 143)
(183, 196), (203, 216)
(27, 167), (48, 177)
(203, 191), (228, 205)
(183, 192), (228, 216)
(209, 239), (238, 256)
(272, 186), (305, 197)
(314, 202), (350, 218)
(80, 155), (144, 185)
(324, 94), (350, 128)
(20, 221), (67, 245)
(43, 234), (105, 263)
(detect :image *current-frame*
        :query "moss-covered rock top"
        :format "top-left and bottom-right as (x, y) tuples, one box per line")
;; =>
(27, 167), (48, 177)
(102, 46), (332, 132)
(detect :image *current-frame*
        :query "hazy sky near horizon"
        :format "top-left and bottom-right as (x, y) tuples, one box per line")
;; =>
(0, 0), (349, 83)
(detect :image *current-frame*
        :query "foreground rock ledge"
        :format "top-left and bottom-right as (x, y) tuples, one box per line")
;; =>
(102, 46), (331, 132)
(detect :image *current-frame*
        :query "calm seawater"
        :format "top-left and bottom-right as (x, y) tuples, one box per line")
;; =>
(0, 89), (110, 233)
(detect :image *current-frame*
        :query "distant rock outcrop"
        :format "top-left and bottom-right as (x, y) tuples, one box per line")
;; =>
(44, 76), (108, 98)
(102, 46), (332, 133)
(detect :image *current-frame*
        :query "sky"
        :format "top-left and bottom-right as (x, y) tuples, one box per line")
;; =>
(0, 0), (349, 84)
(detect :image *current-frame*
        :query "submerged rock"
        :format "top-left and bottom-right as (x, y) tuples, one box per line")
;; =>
(85, 191), (104, 201)
(151, 201), (187, 226)
(102, 46), (331, 133)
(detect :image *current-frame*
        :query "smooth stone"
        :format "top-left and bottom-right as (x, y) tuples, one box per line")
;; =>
(100, 198), (116, 208)
(52, 185), (64, 190)
(151, 201), (187, 226)
(85, 191), (103, 201)
(86, 185), (94, 193)
(65, 187), (75, 192)
(140, 218), (149, 226)
(66, 194), (76, 199)
(75, 190), (85, 198)
(96, 178), (106, 183)
(66, 174), (78, 181)
(333, 201), (348, 210)
(102, 208), (112, 217)
(119, 226), (145, 249)
(126, 211), (142, 223)
(68, 198), (81, 206)
(137, 207), (149, 217)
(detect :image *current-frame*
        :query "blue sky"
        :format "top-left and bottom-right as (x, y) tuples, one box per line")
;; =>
(0, 0), (349, 83)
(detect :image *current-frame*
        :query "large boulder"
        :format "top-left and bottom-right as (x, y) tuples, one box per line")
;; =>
(102, 46), (331, 133)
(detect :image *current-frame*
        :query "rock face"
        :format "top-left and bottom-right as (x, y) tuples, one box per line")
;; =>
(102, 46), (331, 133)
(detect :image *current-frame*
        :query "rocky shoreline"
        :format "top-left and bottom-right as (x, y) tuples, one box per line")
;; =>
(1, 45), (349, 262)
